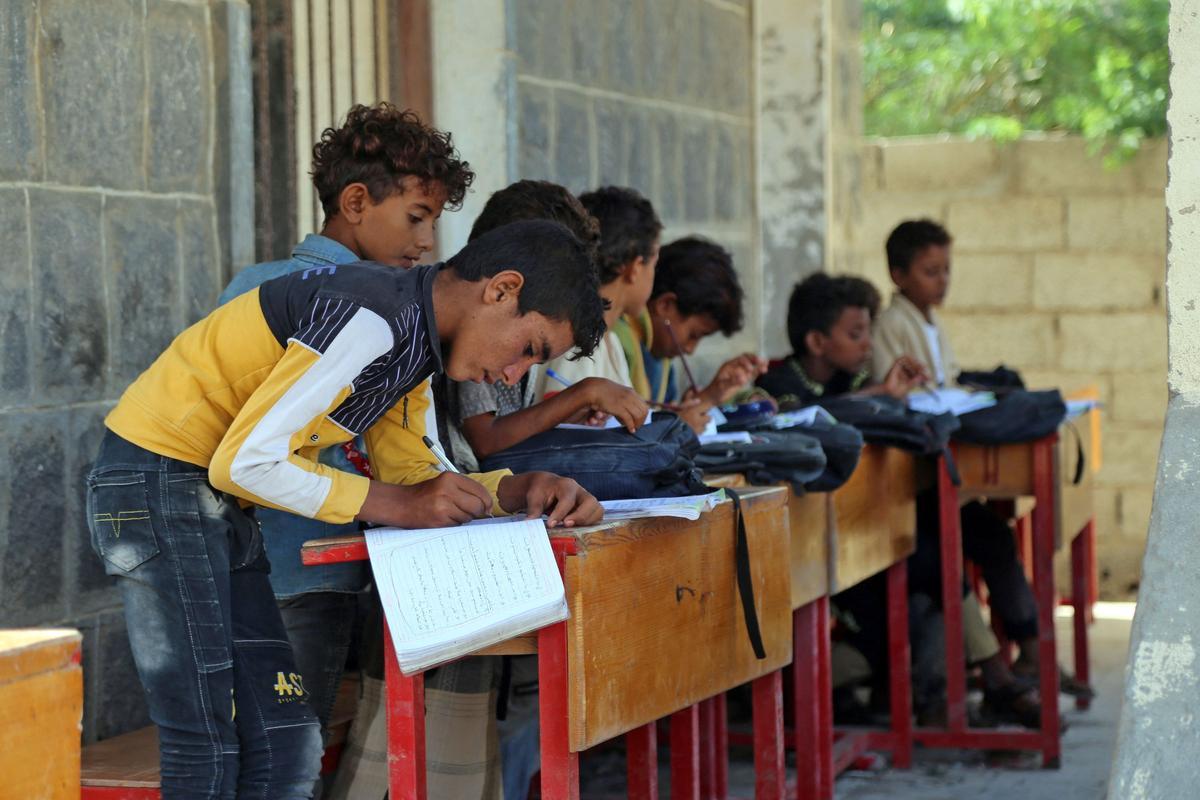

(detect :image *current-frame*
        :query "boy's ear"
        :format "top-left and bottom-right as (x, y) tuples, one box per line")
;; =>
(482, 269), (526, 305)
(338, 183), (372, 224)
(650, 291), (676, 316)
(804, 330), (824, 358)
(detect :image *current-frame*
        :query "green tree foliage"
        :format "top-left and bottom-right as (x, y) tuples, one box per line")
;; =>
(863, 0), (1168, 160)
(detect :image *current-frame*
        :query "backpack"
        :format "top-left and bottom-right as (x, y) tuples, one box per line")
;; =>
(816, 395), (960, 457)
(953, 389), (1067, 445)
(694, 430), (828, 490)
(477, 412), (710, 501)
(781, 418), (865, 492)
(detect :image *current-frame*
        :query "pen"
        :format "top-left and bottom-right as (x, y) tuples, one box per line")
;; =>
(545, 367), (573, 389)
(422, 435), (460, 474)
(663, 318), (699, 395)
(422, 435), (494, 518)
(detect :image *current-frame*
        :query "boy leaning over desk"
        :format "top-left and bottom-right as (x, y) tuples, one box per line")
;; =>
(85, 219), (605, 798)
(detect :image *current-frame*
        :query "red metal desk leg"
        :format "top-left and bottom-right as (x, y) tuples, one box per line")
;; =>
(627, 721), (659, 800)
(699, 700), (718, 800)
(752, 670), (786, 799)
(793, 598), (831, 799)
(937, 455), (968, 732)
(1086, 518), (1098, 622)
(713, 692), (729, 797)
(1072, 520), (1093, 711)
(671, 705), (700, 800)
(383, 625), (426, 800)
(887, 561), (913, 768)
(540, 542), (580, 799)
(1032, 438), (1062, 768)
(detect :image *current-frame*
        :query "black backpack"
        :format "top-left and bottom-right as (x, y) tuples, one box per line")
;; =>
(954, 389), (1067, 445)
(717, 412), (864, 492)
(817, 395), (960, 457)
(694, 430), (828, 490)
(477, 412), (710, 501)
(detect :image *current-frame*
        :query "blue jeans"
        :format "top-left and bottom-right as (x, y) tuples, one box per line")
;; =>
(87, 431), (323, 799)
(277, 591), (357, 732)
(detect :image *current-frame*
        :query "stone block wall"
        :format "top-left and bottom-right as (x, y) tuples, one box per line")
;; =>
(506, 0), (760, 376)
(0, 0), (252, 742)
(833, 135), (1167, 598)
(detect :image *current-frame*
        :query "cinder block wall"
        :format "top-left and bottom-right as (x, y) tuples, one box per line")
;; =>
(833, 135), (1167, 599)
(0, 0), (251, 741)
(506, 0), (759, 374)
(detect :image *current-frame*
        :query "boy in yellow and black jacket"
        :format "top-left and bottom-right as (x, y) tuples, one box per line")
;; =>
(87, 220), (605, 797)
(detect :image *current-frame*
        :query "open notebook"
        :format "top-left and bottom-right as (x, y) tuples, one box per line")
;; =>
(366, 519), (567, 675)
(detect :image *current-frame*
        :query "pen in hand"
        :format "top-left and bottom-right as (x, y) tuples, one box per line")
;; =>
(422, 435), (494, 518)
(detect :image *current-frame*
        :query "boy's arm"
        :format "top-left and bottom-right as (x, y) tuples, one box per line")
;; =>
(363, 383), (512, 512)
(462, 378), (649, 458)
(208, 310), (394, 524)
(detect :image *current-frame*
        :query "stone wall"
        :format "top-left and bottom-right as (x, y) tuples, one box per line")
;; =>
(505, 0), (760, 374)
(833, 134), (1168, 598)
(0, 0), (252, 741)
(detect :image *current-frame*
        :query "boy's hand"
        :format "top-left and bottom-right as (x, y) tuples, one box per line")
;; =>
(358, 473), (494, 528)
(701, 353), (768, 406)
(881, 356), (931, 400)
(676, 397), (713, 435)
(574, 377), (649, 432)
(497, 472), (603, 528)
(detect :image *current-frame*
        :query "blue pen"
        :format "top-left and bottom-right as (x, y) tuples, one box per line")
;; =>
(545, 367), (573, 389)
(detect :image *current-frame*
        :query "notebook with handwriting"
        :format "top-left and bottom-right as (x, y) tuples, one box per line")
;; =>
(365, 519), (566, 675)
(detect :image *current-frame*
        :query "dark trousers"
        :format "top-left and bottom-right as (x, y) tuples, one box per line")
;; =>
(908, 491), (1039, 643)
(277, 592), (358, 732)
(87, 431), (322, 799)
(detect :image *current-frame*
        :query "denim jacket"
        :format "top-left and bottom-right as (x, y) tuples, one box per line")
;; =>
(218, 234), (368, 598)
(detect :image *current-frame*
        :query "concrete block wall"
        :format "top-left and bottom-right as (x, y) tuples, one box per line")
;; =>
(506, 0), (760, 377)
(834, 134), (1167, 598)
(0, 0), (252, 742)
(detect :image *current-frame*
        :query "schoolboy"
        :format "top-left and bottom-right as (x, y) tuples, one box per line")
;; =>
(764, 272), (1042, 726)
(872, 220), (1090, 698)
(757, 272), (928, 406)
(87, 220), (606, 796)
(534, 185), (662, 399)
(218, 102), (471, 740)
(619, 236), (766, 432)
(446, 182), (650, 470)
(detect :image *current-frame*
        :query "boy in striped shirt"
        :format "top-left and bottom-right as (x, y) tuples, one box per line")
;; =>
(86, 219), (605, 798)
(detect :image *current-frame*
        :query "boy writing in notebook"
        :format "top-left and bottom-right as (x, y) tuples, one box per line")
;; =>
(871, 218), (1092, 699)
(86, 220), (605, 797)
(619, 236), (766, 432)
(760, 271), (1044, 727)
(443, 181), (650, 471)
(218, 102), (472, 744)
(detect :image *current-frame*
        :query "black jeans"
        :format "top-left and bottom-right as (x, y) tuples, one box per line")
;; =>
(277, 591), (358, 732)
(87, 431), (322, 799)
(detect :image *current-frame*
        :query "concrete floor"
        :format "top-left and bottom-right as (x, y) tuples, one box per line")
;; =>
(832, 604), (1132, 800)
(576, 603), (1132, 799)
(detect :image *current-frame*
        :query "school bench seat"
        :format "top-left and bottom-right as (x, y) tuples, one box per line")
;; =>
(81, 673), (360, 799)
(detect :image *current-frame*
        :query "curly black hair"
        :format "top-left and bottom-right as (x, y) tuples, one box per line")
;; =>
(578, 186), (663, 284)
(786, 273), (880, 355)
(311, 103), (474, 220)
(885, 218), (952, 273)
(651, 236), (744, 336)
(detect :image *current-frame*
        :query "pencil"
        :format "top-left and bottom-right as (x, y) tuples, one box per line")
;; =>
(545, 367), (573, 389)
(662, 318), (699, 395)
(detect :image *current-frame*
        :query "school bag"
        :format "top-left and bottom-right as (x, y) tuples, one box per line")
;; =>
(816, 395), (960, 457)
(477, 412), (710, 501)
(957, 365), (1025, 393)
(782, 418), (865, 492)
(953, 389), (1067, 445)
(694, 430), (828, 490)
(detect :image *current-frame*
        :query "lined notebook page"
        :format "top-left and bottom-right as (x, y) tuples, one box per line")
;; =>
(365, 519), (566, 674)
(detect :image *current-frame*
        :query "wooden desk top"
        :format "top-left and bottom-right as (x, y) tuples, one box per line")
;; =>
(829, 445), (918, 592)
(302, 487), (793, 752)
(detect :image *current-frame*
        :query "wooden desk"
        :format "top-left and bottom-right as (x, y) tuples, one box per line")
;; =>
(830, 446), (918, 592)
(1, 629), (82, 800)
(303, 486), (794, 800)
(926, 409), (1099, 767)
